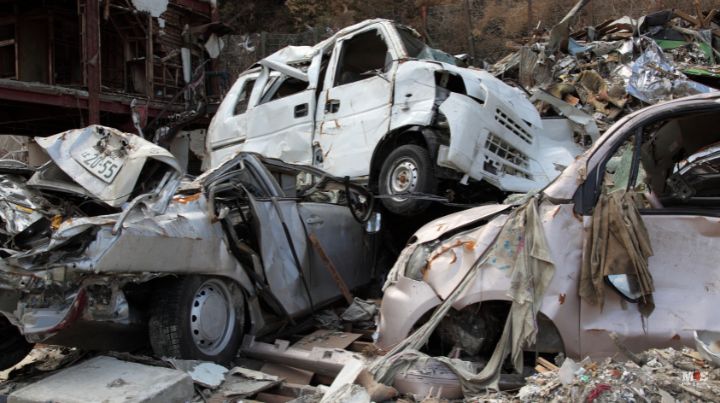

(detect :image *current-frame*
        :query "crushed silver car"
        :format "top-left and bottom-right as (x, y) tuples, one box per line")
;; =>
(0, 125), (377, 369)
(207, 19), (589, 215)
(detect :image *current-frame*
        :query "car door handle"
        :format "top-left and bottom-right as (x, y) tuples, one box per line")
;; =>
(325, 99), (340, 113)
(305, 215), (324, 225)
(294, 103), (308, 118)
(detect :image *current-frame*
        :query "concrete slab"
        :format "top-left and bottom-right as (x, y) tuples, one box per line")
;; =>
(9, 356), (193, 403)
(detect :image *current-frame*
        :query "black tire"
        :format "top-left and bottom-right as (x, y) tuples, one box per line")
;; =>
(148, 276), (245, 364)
(0, 315), (33, 371)
(379, 144), (437, 216)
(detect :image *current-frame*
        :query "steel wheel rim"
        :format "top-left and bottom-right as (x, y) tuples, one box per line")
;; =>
(387, 158), (418, 202)
(190, 279), (235, 356)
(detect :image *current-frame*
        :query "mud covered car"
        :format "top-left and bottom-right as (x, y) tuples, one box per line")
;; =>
(207, 19), (586, 215)
(0, 125), (377, 369)
(376, 93), (720, 373)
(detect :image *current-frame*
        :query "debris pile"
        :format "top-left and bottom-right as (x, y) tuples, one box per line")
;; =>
(491, 4), (720, 133)
(497, 347), (720, 402)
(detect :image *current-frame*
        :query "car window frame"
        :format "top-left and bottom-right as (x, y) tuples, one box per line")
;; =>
(257, 74), (310, 105)
(328, 25), (397, 90)
(574, 102), (720, 216)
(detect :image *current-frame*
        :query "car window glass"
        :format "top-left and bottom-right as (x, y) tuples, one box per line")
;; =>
(233, 78), (256, 116)
(258, 75), (279, 102)
(334, 29), (390, 86)
(665, 141), (720, 203)
(396, 25), (457, 65)
(259, 75), (309, 104)
(602, 134), (648, 196)
(599, 110), (720, 210)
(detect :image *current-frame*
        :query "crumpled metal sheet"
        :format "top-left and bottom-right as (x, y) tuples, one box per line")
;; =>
(35, 125), (182, 207)
(372, 198), (555, 394)
(695, 331), (720, 367)
(628, 38), (716, 104)
(0, 174), (48, 235)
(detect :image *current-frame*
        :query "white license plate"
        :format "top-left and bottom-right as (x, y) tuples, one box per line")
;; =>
(73, 148), (124, 183)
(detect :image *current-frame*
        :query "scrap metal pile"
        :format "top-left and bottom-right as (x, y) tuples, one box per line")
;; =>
(490, 4), (720, 134)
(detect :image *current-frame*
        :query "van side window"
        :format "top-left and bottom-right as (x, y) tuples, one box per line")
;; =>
(233, 78), (256, 115)
(334, 29), (390, 86)
(260, 75), (309, 104)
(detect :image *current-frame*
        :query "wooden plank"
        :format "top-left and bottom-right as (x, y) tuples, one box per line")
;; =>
(536, 356), (559, 371)
(674, 9), (702, 28)
(145, 13), (153, 99)
(254, 393), (293, 403)
(535, 364), (550, 373)
(292, 329), (362, 351)
(260, 363), (313, 385)
(307, 233), (353, 304)
(704, 10), (718, 27)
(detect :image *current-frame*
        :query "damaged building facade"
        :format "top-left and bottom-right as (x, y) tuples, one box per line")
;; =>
(0, 0), (226, 170)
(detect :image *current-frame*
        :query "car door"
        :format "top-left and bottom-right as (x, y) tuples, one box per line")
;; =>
(206, 72), (259, 169)
(578, 107), (720, 358)
(297, 202), (369, 306)
(243, 67), (315, 165)
(314, 25), (397, 178)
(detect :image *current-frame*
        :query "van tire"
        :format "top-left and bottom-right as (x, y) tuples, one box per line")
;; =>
(0, 316), (33, 371)
(148, 276), (245, 364)
(379, 145), (437, 216)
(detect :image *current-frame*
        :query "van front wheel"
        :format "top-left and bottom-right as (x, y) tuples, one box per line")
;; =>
(379, 145), (436, 216)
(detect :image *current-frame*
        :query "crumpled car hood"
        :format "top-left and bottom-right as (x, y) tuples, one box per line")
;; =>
(34, 125), (181, 207)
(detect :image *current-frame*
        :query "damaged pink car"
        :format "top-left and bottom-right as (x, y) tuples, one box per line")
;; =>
(376, 92), (720, 366)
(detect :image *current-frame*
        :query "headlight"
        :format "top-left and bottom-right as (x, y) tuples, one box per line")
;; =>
(404, 243), (432, 281)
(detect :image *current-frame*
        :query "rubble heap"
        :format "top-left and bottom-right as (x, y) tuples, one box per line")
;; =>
(490, 5), (720, 133)
(488, 347), (720, 402)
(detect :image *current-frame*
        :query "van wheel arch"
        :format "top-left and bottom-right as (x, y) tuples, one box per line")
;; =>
(370, 127), (441, 193)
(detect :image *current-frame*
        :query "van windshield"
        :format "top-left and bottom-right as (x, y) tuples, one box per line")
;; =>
(395, 25), (456, 65)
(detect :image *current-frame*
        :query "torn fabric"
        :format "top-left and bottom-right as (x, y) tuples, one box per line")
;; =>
(370, 198), (555, 394)
(580, 190), (654, 313)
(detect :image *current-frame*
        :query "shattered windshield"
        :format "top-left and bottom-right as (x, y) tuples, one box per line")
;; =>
(395, 25), (456, 65)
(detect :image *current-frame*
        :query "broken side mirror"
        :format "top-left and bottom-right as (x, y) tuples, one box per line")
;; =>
(365, 212), (381, 234)
(606, 274), (643, 302)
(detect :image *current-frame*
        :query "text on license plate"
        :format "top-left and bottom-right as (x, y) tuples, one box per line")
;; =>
(74, 150), (124, 183)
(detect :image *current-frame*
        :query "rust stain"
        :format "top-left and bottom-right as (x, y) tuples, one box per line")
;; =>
(572, 210), (583, 222)
(173, 193), (202, 204)
(671, 334), (681, 341)
(51, 215), (63, 230)
(558, 293), (566, 304)
(14, 204), (34, 214)
(425, 239), (477, 275)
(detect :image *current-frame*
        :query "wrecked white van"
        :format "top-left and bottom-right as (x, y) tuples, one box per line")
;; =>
(207, 19), (584, 215)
